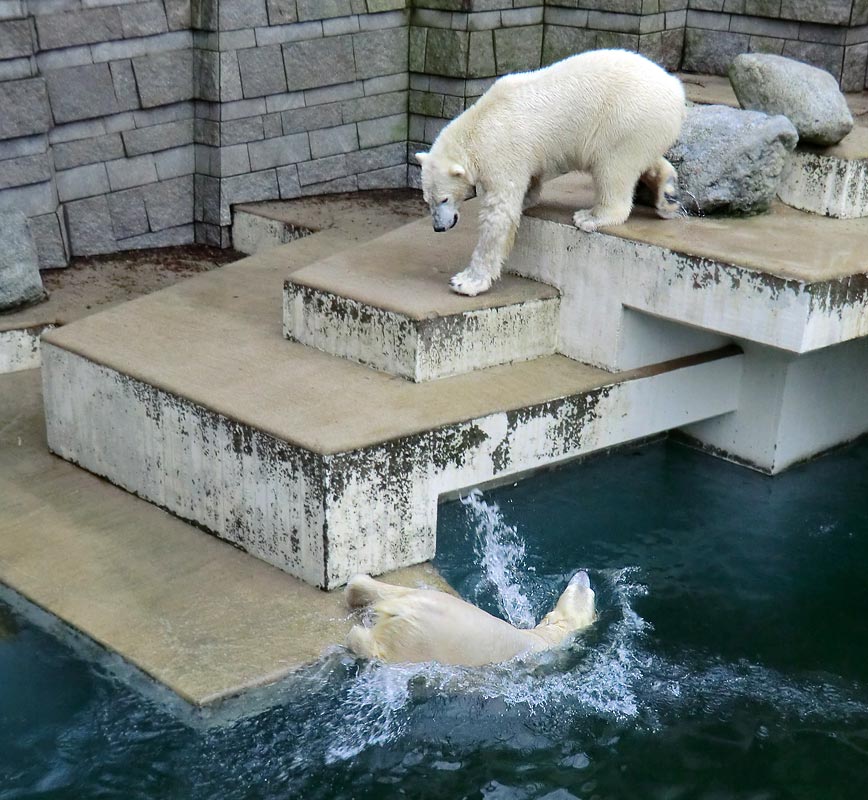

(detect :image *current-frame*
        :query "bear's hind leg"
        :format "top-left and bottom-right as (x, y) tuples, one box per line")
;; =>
(574, 161), (639, 233)
(640, 157), (682, 220)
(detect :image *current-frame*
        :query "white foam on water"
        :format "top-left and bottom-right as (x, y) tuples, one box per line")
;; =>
(460, 489), (535, 628)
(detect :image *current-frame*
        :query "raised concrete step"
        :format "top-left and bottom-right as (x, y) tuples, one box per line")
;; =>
(777, 127), (868, 219)
(509, 173), (868, 473)
(284, 215), (560, 381)
(42, 230), (743, 590)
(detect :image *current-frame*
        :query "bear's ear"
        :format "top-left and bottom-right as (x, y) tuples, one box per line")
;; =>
(449, 163), (466, 178)
(415, 152), (429, 164)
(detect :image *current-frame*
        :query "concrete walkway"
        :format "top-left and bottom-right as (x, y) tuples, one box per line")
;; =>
(0, 193), (449, 707)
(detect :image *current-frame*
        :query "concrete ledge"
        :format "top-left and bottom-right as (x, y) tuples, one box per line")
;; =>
(518, 174), (868, 365)
(0, 324), (53, 374)
(283, 216), (560, 381)
(777, 128), (868, 219)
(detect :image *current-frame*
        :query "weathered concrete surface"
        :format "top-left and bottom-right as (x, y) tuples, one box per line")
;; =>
(519, 174), (868, 365)
(0, 367), (451, 707)
(777, 126), (868, 219)
(0, 325), (53, 374)
(513, 173), (868, 472)
(284, 214), (560, 381)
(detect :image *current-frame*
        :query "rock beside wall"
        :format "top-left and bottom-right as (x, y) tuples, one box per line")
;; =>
(0, 211), (44, 311)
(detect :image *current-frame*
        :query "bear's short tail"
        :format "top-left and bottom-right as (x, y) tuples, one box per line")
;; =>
(345, 574), (413, 610)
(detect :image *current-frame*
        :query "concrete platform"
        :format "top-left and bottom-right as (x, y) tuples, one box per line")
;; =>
(0, 367), (448, 707)
(41, 221), (743, 589)
(778, 126), (868, 219)
(284, 214), (560, 381)
(510, 174), (868, 473)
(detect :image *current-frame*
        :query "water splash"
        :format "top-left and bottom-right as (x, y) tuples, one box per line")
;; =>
(460, 489), (535, 628)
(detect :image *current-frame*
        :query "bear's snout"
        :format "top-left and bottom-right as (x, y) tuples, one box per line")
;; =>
(433, 213), (459, 232)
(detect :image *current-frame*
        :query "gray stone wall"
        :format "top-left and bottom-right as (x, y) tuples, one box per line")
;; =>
(683, 1), (868, 90)
(1, 0), (866, 266)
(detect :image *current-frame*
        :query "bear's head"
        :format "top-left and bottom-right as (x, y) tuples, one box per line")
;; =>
(415, 152), (475, 233)
(535, 571), (597, 641)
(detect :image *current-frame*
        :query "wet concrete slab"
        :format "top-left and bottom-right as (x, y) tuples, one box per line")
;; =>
(0, 367), (451, 707)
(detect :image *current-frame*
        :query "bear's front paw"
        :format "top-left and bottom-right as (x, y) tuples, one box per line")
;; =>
(450, 267), (492, 297)
(572, 210), (599, 233)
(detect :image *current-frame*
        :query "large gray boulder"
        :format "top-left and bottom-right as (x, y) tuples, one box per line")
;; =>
(0, 211), (45, 312)
(664, 104), (798, 216)
(729, 53), (853, 146)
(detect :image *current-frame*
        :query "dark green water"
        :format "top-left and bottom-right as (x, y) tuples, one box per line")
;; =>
(2, 440), (868, 799)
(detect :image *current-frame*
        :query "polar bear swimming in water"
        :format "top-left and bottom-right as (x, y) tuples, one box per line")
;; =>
(416, 49), (686, 296)
(344, 571), (596, 667)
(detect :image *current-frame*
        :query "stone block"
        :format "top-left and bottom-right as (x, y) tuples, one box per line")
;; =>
(345, 141), (405, 173)
(222, 169), (279, 220)
(56, 162), (110, 202)
(142, 175), (194, 231)
(220, 97), (266, 121)
(542, 25), (596, 65)
(781, 40), (845, 81)
(64, 194), (116, 256)
(220, 51), (244, 102)
(367, 0), (406, 11)
(357, 163), (406, 189)
(108, 187), (149, 239)
(155, 144), (195, 180)
(409, 25), (426, 72)
(221, 116), (265, 146)
(364, 72), (409, 94)
(0, 78), (51, 140)
(0, 1), (24, 21)
(323, 15), (360, 36)
(122, 119), (194, 156)
(248, 131), (310, 170)
(353, 26), (409, 80)
(494, 24), (542, 73)
(424, 28), (468, 77)
(265, 91), (305, 112)
(121, 1), (168, 38)
(639, 28), (684, 70)
(266, 0), (297, 25)
(0, 56), (34, 81)
(35, 6), (122, 50)
(310, 122), (358, 157)
(106, 154), (158, 190)
(0, 153), (51, 190)
(0, 135), (48, 161)
(132, 49), (194, 108)
(303, 81), (363, 106)
(216, 143), (250, 176)
(357, 113), (406, 148)
(0, 210), (43, 311)
(0, 180), (58, 217)
(263, 113), (283, 138)
(281, 103), (343, 134)
(29, 212), (69, 269)
(468, 29), (496, 77)
(283, 35), (356, 91)
(298, 153), (349, 185)
(341, 90), (406, 123)
(779, 0), (851, 25)
(300, 174), (357, 195)
(748, 35), (785, 56)
(277, 164), (301, 198)
(219, 0), (268, 30)
(297, 0), (352, 20)
(682, 27), (749, 74)
(165, 0), (192, 31)
(409, 89), (444, 116)
(110, 60), (141, 113)
(238, 44), (288, 98)
(193, 48), (219, 101)
(47, 63), (119, 124)
(0, 19), (32, 58)
(842, 43), (868, 92)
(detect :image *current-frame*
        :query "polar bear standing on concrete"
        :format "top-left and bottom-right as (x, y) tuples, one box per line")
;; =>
(416, 50), (686, 296)
(344, 571), (596, 666)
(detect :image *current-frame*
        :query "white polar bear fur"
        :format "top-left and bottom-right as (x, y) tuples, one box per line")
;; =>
(345, 571), (596, 667)
(416, 49), (686, 296)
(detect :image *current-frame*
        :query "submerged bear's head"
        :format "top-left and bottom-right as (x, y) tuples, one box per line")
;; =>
(536, 570), (597, 639)
(415, 152), (475, 232)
